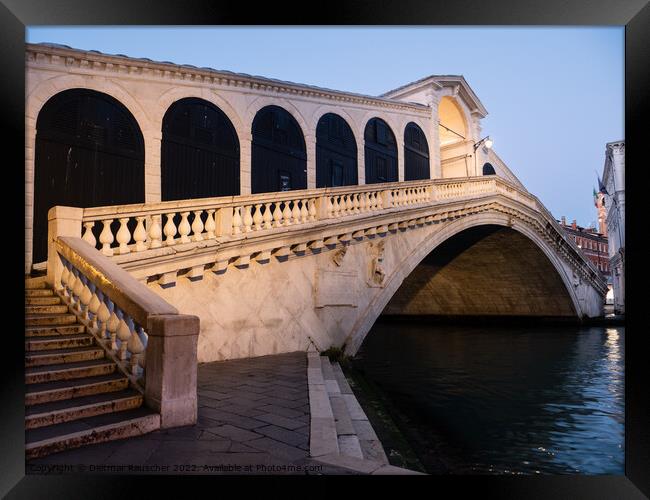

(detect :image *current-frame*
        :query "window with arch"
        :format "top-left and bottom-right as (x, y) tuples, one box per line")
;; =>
(161, 97), (240, 201)
(251, 105), (307, 193)
(404, 122), (430, 181)
(33, 88), (145, 265)
(364, 118), (397, 184)
(316, 113), (358, 188)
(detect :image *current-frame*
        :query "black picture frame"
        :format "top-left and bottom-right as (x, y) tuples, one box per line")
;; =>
(2, 1), (647, 497)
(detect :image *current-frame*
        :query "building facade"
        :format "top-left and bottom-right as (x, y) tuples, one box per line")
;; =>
(25, 43), (526, 273)
(601, 140), (625, 314)
(558, 217), (610, 277)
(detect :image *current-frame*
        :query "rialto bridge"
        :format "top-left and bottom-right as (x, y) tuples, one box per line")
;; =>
(26, 43), (607, 368)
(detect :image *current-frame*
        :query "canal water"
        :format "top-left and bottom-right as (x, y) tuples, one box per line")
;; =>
(352, 321), (625, 475)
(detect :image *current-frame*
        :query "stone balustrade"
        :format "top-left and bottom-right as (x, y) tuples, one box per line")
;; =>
(46, 176), (607, 295)
(48, 234), (200, 428)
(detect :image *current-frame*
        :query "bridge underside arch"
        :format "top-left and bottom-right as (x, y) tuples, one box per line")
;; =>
(383, 225), (577, 318)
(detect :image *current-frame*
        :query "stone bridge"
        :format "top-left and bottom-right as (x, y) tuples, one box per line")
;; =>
(47, 176), (608, 362)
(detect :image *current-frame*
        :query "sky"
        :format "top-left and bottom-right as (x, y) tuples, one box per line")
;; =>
(26, 27), (624, 228)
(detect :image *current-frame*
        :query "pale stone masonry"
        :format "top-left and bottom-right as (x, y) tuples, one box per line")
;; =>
(601, 140), (625, 314)
(25, 42), (516, 272)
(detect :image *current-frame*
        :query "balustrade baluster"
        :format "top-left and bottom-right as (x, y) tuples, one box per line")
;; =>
(107, 307), (119, 351)
(345, 194), (353, 215)
(191, 211), (204, 241)
(308, 198), (317, 221)
(60, 264), (70, 296)
(232, 206), (243, 234)
(116, 314), (131, 361)
(134, 216), (147, 251)
(116, 218), (132, 254)
(282, 201), (293, 226)
(253, 204), (263, 230)
(359, 192), (366, 212)
(178, 212), (191, 243)
(164, 213), (177, 245)
(332, 196), (340, 217)
(291, 200), (301, 224)
(242, 205), (253, 232)
(96, 293), (111, 343)
(99, 219), (114, 256)
(263, 203), (273, 229)
(272, 203), (283, 228)
(72, 270), (84, 313)
(80, 278), (93, 321)
(352, 193), (360, 213)
(300, 199), (309, 223)
(205, 210), (216, 238)
(82, 222), (96, 248)
(149, 215), (163, 248)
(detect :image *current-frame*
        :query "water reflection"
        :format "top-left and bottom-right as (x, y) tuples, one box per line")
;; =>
(353, 322), (624, 474)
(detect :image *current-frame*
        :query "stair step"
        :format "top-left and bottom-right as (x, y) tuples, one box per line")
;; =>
(25, 389), (143, 429)
(26, 334), (94, 352)
(25, 280), (48, 289)
(338, 434), (364, 459)
(26, 324), (86, 337)
(25, 304), (69, 315)
(330, 394), (356, 436)
(26, 347), (105, 367)
(25, 297), (62, 306)
(26, 406), (160, 459)
(25, 373), (129, 406)
(25, 314), (78, 327)
(331, 362), (354, 395)
(26, 359), (116, 384)
(25, 289), (55, 297)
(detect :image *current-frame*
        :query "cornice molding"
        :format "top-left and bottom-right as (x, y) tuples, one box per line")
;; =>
(26, 44), (431, 116)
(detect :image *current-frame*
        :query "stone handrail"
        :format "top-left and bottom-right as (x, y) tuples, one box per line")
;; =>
(47, 176), (606, 293)
(47, 228), (200, 428)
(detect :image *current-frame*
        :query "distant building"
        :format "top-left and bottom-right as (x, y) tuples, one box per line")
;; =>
(557, 217), (610, 278)
(601, 140), (625, 314)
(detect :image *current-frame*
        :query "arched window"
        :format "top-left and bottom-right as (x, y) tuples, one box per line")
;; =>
(482, 162), (496, 175)
(251, 106), (307, 193)
(161, 97), (240, 201)
(404, 122), (430, 181)
(316, 113), (357, 188)
(33, 89), (144, 265)
(364, 118), (397, 184)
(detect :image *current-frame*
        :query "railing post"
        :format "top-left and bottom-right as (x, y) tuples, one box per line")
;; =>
(145, 314), (200, 428)
(381, 188), (393, 209)
(214, 207), (233, 237)
(47, 206), (84, 291)
(314, 194), (330, 220)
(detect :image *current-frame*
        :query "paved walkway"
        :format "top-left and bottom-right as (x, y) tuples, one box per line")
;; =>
(27, 352), (357, 475)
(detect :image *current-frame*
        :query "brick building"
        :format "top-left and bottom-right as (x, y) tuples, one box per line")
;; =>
(558, 217), (610, 278)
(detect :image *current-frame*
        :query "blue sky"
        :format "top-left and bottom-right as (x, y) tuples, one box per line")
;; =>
(26, 27), (624, 228)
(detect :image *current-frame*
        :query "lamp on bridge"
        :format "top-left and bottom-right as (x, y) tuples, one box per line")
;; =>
(473, 136), (493, 176)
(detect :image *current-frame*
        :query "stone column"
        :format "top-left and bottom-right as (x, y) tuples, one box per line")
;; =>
(358, 144), (366, 185)
(145, 131), (162, 203)
(145, 314), (200, 428)
(397, 137), (405, 182)
(306, 134), (316, 189)
(428, 92), (442, 179)
(47, 206), (84, 290)
(240, 132), (252, 195)
(25, 117), (37, 274)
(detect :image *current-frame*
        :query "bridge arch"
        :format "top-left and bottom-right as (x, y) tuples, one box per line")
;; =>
(344, 210), (584, 355)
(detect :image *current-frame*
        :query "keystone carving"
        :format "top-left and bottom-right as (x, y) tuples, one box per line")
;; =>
(368, 241), (386, 287)
(332, 246), (347, 267)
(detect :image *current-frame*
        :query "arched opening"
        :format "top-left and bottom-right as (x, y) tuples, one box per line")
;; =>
(383, 225), (577, 318)
(438, 96), (471, 178)
(315, 113), (358, 187)
(364, 118), (398, 184)
(404, 122), (430, 181)
(251, 105), (307, 194)
(33, 88), (145, 265)
(161, 97), (240, 201)
(482, 162), (496, 176)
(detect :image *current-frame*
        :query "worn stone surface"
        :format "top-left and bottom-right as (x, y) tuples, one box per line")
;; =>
(27, 352), (356, 474)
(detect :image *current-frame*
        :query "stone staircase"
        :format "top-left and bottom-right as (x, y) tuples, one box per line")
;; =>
(308, 351), (418, 474)
(25, 279), (160, 459)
